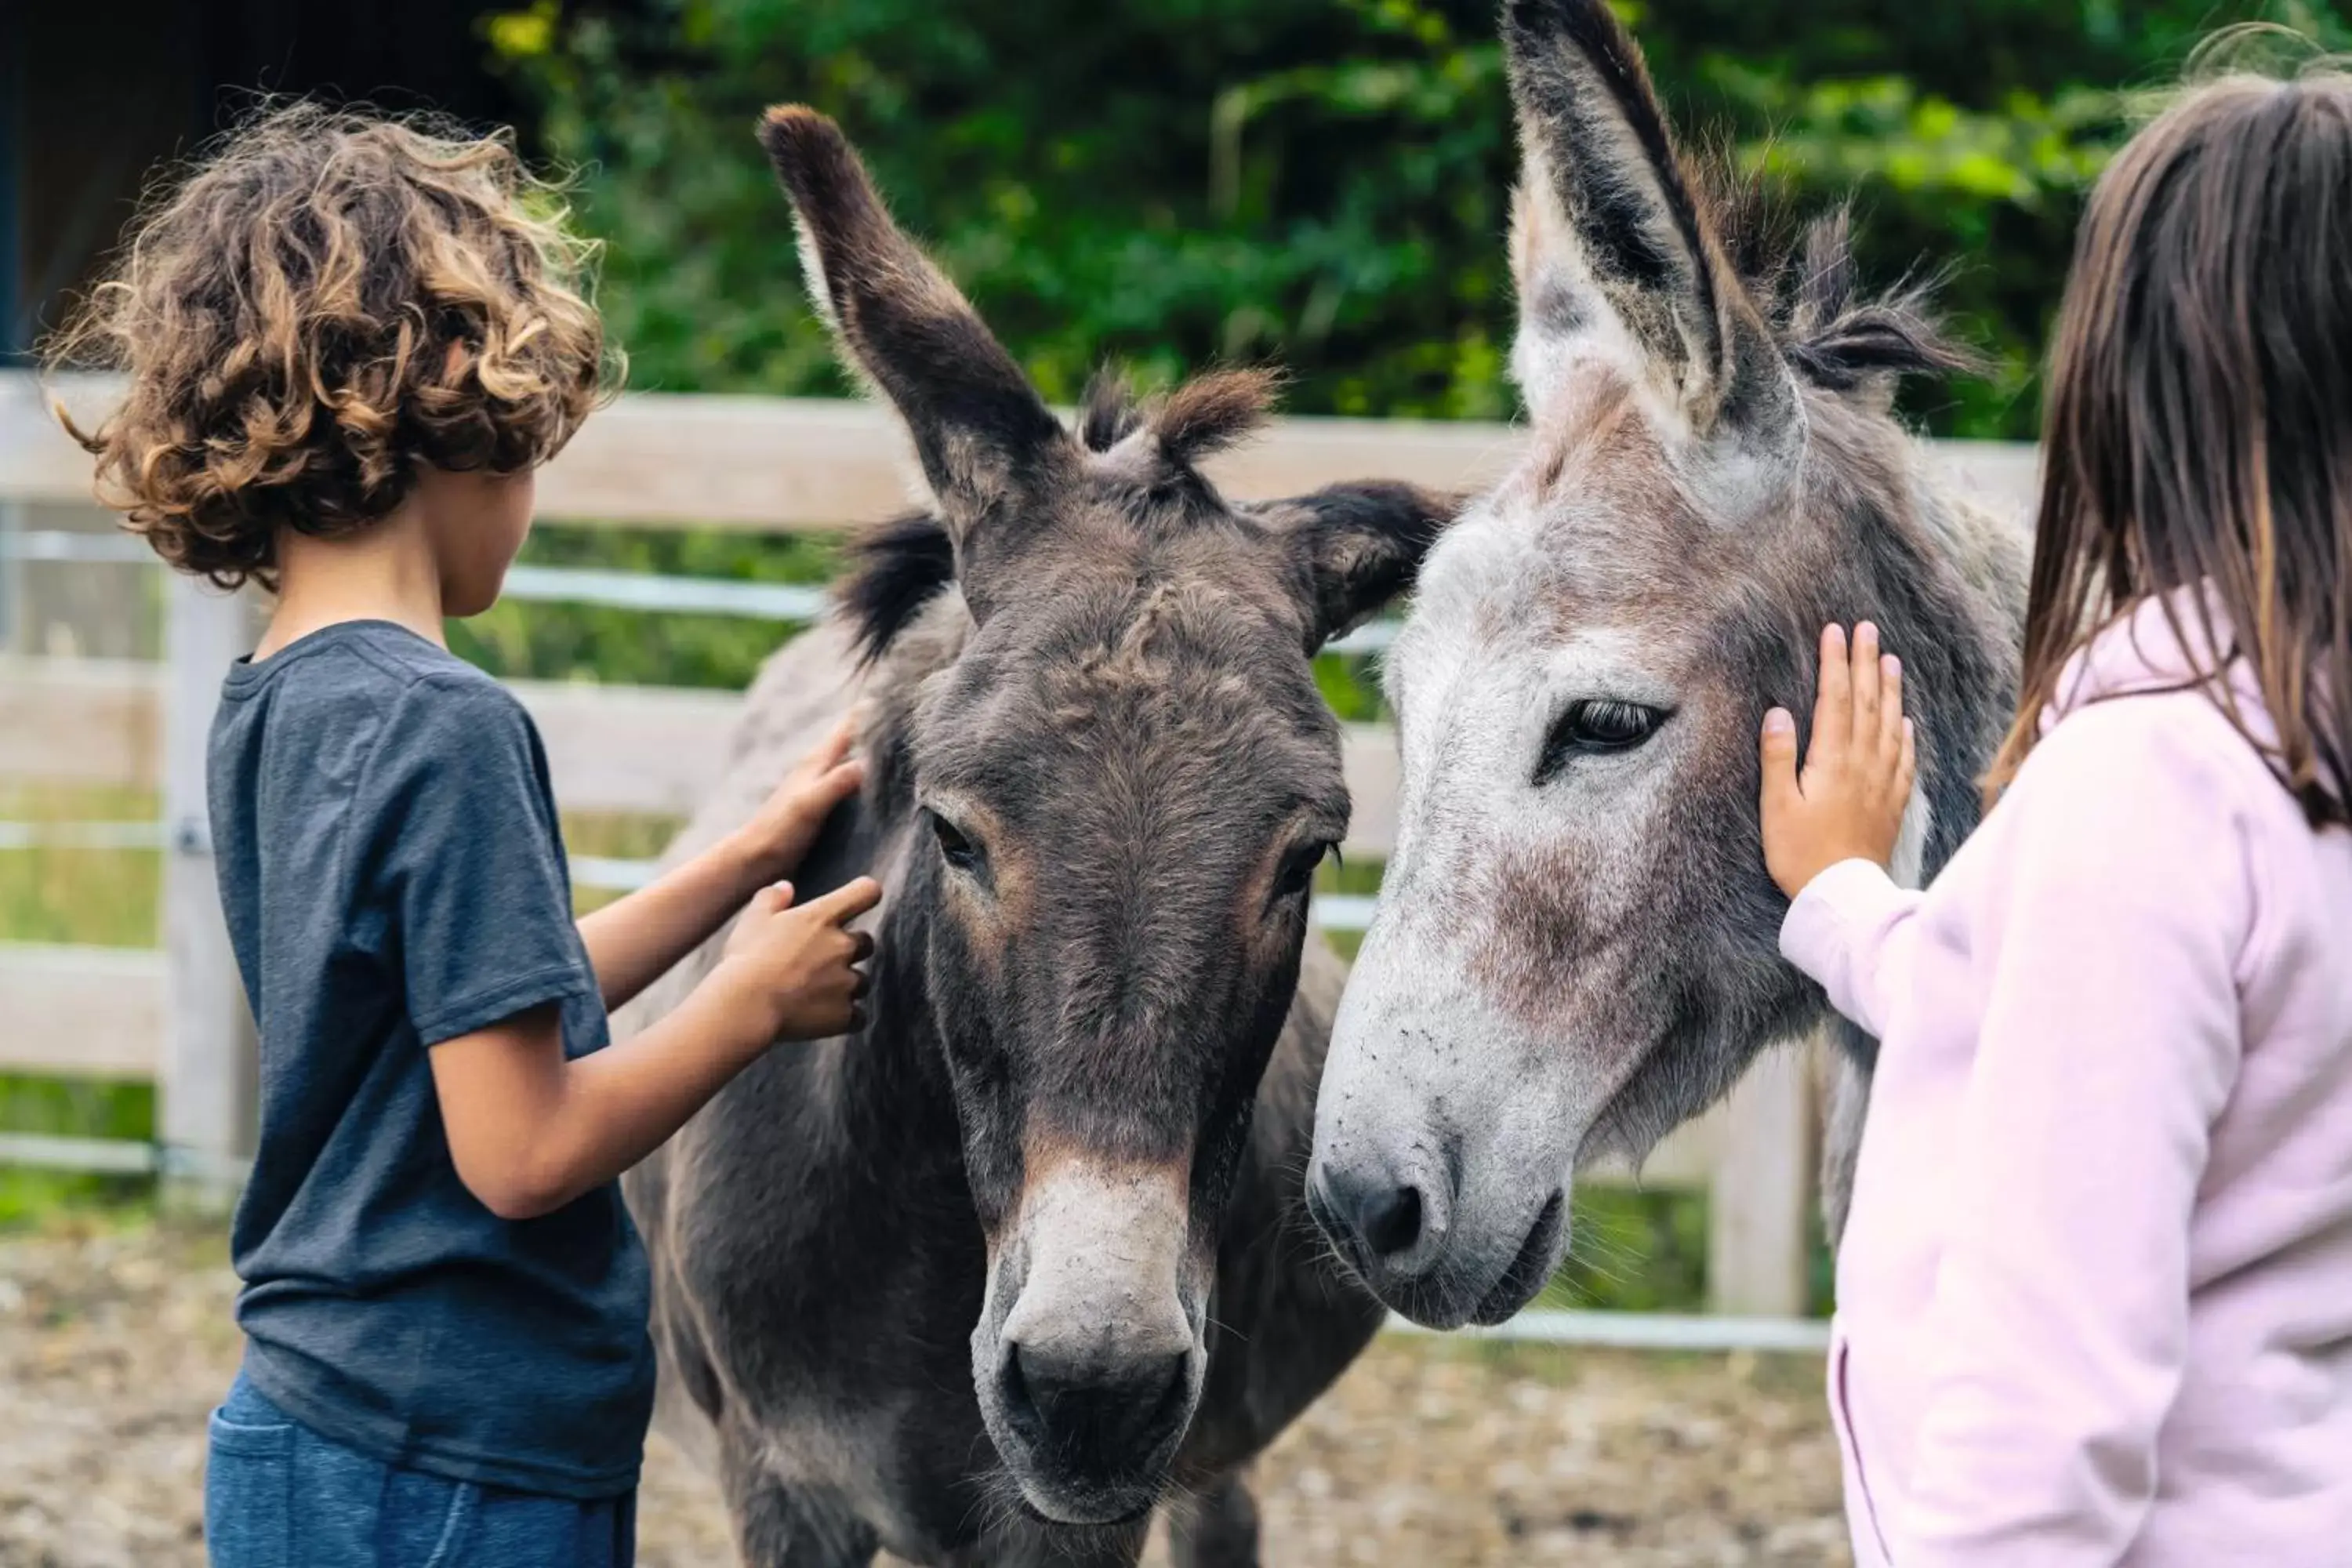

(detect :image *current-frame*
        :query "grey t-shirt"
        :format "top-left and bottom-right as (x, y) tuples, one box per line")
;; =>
(209, 620), (652, 1498)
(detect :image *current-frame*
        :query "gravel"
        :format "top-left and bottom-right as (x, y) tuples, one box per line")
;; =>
(0, 1221), (1849, 1567)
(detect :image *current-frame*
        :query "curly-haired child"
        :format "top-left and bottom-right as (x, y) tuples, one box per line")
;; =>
(48, 104), (880, 1566)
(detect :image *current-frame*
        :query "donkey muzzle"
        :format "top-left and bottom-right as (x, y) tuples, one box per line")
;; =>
(975, 1157), (1204, 1523)
(1306, 1152), (1454, 1284)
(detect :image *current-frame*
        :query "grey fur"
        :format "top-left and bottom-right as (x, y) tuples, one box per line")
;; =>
(1307, 0), (2030, 1328)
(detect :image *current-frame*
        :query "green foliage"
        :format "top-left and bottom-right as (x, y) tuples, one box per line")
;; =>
(452, 523), (837, 688)
(0, 1077), (156, 1230)
(456, 0), (2352, 713)
(497, 0), (2350, 445)
(502, 0), (1519, 419)
(1713, 68), (2127, 434)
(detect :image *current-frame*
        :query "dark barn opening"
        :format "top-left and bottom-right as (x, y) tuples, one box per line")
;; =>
(2, 0), (554, 361)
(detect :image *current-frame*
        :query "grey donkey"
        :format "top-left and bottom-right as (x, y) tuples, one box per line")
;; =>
(616, 106), (1456, 1566)
(1307, 0), (2031, 1330)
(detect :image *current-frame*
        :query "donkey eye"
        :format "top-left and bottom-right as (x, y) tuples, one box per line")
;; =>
(1567, 700), (1661, 746)
(1272, 841), (1333, 902)
(929, 811), (982, 872)
(1537, 699), (1668, 782)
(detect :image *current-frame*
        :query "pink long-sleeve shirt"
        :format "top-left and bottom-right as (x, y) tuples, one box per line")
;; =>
(1780, 593), (2352, 1567)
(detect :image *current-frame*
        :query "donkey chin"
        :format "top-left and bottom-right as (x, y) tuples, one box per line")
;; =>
(1309, 976), (1594, 1331)
(968, 1160), (1210, 1526)
(1308, 1133), (1576, 1334)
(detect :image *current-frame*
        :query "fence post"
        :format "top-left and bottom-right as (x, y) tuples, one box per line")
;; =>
(0, 499), (20, 654)
(1707, 1040), (1817, 1318)
(158, 573), (254, 1210)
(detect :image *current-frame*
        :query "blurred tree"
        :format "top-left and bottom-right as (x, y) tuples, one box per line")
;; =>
(493, 0), (2349, 440)
(458, 0), (2346, 692)
(494, 0), (1517, 419)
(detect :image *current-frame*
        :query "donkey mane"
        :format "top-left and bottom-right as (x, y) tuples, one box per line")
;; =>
(1690, 158), (1982, 395)
(837, 364), (1287, 665)
(1778, 209), (1981, 392)
(839, 510), (957, 666)
(1081, 365), (1283, 461)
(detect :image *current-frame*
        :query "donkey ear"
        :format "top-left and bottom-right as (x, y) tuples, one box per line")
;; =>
(1501, 0), (1784, 437)
(758, 107), (1067, 548)
(1266, 483), (1460, 652)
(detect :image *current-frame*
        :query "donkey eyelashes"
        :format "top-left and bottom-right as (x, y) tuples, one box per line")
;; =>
(928, 810), (985, 876)
(1270, 840), (1334, 906)
(1534, 699), (1671, 783)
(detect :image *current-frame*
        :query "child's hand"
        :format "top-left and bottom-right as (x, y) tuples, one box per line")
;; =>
(1759, 622), (1916, 900)
(716, 877), (883, 1042)
(734, 710), (868, 882)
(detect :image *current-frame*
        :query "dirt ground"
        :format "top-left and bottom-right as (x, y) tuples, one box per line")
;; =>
(0, 1221), (1850, 1567)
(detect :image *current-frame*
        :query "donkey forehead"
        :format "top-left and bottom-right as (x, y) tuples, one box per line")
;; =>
(1406, 494), (1717, 655)
(915, 569), (1345, 817)
(1402, 388), (1751, 655)
(975, 501), (1305, 630)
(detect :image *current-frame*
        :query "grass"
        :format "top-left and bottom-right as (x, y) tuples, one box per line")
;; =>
(0, 785), (162, 948)
(0, 786), (165, 1224)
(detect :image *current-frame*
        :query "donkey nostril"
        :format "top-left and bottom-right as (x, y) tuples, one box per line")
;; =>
(1311, 1163), (1432, 1265)
(1003, 1342), (1190, 1457)
(1000, 1345), (1040, 1437)
(1362, 1184), (1424, 1259)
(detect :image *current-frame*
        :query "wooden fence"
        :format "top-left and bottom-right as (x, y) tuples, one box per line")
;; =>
(0, 368), (2038, 1327)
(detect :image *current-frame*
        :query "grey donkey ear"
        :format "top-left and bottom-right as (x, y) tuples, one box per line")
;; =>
(1501, 0), (1789, 440)
(1268, 482), (1460, 652)
(758, 107), (1069, 554)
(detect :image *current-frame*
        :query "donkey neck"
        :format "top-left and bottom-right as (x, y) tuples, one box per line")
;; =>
(1801, 403), (2030, 880)
(1802, 436), (2030, 1077)
(833, 833), (964, 1150)
(1893, 486), (2029, 880)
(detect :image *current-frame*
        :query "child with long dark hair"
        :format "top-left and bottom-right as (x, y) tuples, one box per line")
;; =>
(1759, 56), (2352, 1567)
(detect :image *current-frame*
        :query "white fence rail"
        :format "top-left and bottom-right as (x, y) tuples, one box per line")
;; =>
(11, 370), (2042, 530)
(1, 371), (2039, 1327)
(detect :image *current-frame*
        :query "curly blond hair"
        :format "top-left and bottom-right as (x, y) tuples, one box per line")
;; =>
(44, 103), (615, 590)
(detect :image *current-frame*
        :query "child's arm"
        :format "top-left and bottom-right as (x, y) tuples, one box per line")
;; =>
(1892, 706), (2247, 1566)
(1759, 622), (1922, 1039)
(430, 876), (881, 1220)
(575, 711), (865, 1013)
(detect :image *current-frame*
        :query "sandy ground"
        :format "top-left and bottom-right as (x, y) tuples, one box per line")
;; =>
(0, 1221), (1849, 1567)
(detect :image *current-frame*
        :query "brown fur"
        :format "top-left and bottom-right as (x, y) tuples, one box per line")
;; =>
(622, 107), (1457, 1566)
(1153, 367), (1283, 464)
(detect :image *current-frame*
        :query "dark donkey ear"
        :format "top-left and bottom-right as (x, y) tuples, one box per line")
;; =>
(1501, 0), (1789, 441)
(1263, 483), (1460, 652)
(758, 107), (1068, 557)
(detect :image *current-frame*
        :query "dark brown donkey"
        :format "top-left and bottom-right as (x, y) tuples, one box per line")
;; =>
(615, 107), (1453, 1566)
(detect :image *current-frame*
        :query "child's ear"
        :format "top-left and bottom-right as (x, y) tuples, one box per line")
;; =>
(1259, 482), (1462, 651)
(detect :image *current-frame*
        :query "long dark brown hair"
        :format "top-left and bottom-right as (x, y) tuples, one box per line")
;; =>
(1989, 51), (2351, 827)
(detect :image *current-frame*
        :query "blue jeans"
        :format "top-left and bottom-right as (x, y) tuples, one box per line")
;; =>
(204, 1372), (636, 1567)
